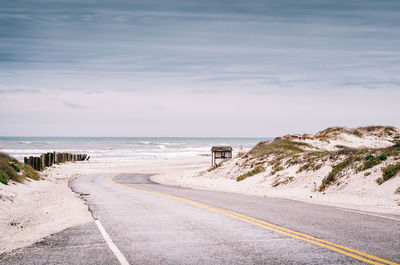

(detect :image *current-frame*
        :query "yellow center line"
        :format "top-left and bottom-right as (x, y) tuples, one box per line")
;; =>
(109, 175), (399, 265)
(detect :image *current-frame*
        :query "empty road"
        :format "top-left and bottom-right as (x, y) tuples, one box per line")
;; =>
(1, 173), (399, 265)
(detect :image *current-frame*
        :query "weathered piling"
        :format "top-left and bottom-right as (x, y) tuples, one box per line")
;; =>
(28, 156), (33, 168)
(23, 151), (89, 171)
(41, 154), (46, 171)
(34, 157), (40, 171)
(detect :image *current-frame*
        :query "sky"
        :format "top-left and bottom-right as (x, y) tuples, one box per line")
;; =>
(0, 0), (399, 137)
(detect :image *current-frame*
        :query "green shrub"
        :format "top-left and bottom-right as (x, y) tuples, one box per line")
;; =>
(10, 163), (20, 172)
(378, 162), (400, 185)
(359, 157), (382, 171)
(357, 154), (388, 172)
(378, 154), (387, 161)
(0, 173), (7, 185)
(365, 155), (374, 160)
(237, 166), (265, 182)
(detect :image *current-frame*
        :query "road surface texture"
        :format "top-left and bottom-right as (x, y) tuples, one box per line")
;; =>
(1, 173), (399, 265)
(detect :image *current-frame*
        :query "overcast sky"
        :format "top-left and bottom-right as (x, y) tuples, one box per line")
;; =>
(1, 0), (399, 137)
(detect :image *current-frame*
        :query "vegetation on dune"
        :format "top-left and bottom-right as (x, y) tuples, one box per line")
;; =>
(233, 126), (400, 189)
(377, 162), (400, 185)
(248, 139), (311, 157)
(207, 163), (221, 172)
(296, 162), (314, 173)
(314, 126), (399, 142)
(270, 160), (284, 175)
(319, 143), (400, 190)
(271, 176), (294, 187)
(395, 186), (400, 195)
(319, 157), (354, 192)
(0, 152), (40, 185)
(237, 166), (265, 182)
(357, 154), (387, 172)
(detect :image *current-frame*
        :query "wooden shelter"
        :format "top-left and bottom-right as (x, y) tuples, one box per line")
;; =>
(211, 146), (232, 166)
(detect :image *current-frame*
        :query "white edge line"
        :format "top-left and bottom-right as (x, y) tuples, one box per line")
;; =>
(341, 209), (400, 222)
(95, 220), (130, 265)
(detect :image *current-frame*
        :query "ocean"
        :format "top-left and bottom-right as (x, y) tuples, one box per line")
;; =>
(0, 137), (268, 162)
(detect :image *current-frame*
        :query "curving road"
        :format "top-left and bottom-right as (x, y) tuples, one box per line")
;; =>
(1, 173), (400, 265)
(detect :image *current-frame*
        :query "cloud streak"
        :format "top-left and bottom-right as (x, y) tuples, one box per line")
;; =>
(62, 101), (87, 110)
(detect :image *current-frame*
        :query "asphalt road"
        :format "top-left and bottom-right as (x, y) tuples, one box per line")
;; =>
(1, 173), (399, 265)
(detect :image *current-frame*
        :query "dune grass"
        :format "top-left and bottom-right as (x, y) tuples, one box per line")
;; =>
(376, 162), (400, 185)
(319, 157), (354, 191)
(0, 152), (40, 184)
(237, 166), (265, 182)
(248, 139), (311, 157)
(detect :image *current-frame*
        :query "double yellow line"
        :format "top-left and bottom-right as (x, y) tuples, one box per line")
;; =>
(109, 175), (399, 265)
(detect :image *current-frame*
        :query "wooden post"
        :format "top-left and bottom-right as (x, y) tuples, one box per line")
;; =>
(41, 154), (46, 170)
(24, 157), (28, 165)
(34, 157), (40, 171)
(44, 153), (49, 167)
(28, 156), (33, 168)
(53, 151), (56, 164)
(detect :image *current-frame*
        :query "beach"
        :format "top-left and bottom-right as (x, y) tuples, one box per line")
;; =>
(1, 130), (400, 254)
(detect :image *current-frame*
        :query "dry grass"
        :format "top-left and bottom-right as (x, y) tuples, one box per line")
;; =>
(271, 176), (294, 187)
(237, 166), (265, 182)
(248, 139), (311, 157)
(315, 126), (399, 141)
(0, 152), (40, 184)
(207, 163), (221, 172)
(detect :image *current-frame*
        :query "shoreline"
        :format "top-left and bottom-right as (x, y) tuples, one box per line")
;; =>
(1, 155), (399, 254)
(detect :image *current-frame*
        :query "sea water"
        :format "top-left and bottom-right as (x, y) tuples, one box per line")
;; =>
(0, 137), (268, 162)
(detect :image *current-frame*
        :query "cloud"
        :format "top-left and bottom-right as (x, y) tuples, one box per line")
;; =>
(62, 101), (87, 110)
(0, 88), (41, 94)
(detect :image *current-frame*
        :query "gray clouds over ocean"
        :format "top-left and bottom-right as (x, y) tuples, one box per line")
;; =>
(0, 0), (399, 136)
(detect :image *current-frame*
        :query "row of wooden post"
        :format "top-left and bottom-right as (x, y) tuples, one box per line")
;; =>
(24, 152), (89, 171)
